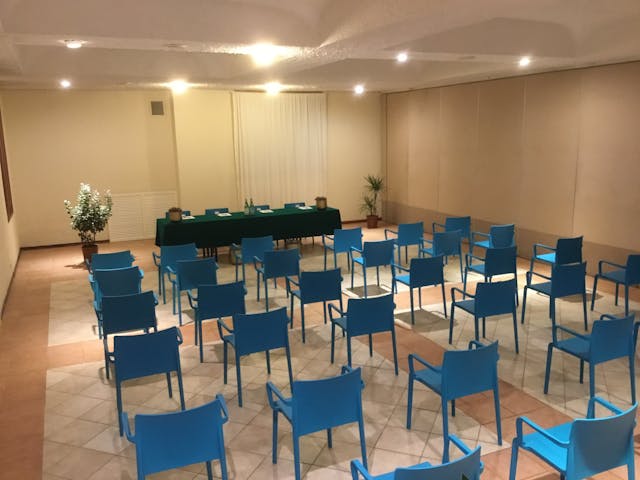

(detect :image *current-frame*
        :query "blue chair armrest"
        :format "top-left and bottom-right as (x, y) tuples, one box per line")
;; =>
(384, 228), (398, 240)
(138, 268), (145, 280)
(432, 221), (445, 232)
(350, 460), (374, 480)
(152, 251), (161, 267)
(465, 253), (485, 267)
(553, 324), (589, 341)
(533, 243), (556, 256)
(322, 234), (334, 247)
(341, 365), (366, 389)
(253, 256), (263, 271)
(266, 381), (291, 410)
(218, 318), (234, 335)
(166, 266), (177, 284)
(350, 246), (363, 255)
(328, 303), (345, 322)
(392, 262), (410, 273)
(121, 412), (135, 442)
(187, 291), (197, 309)
(216, 393), (230, 423)
(176, 328), (184, 345)
(468, 340), (487, 350)
(451, 286), (474, 302)
(230, 243), (240, 252)
(598, 259), (626, 275)
(449, 434), (472, 454)
(408, 353), (441, 375)
(526, 270), (551, 285)
(471, 231), (490, 243)
(634, 322), (640, 352)
(286, 276), (300, 289)
(587, 396), (624, 419)
(516, 416), (570, 447)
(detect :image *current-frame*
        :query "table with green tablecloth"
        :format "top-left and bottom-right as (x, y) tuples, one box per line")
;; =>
(155, 207), (342, 247)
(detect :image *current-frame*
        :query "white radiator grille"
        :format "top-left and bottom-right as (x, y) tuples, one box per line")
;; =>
(109, 191), (178, 241)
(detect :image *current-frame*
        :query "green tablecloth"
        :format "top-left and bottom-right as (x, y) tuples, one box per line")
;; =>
(155, 207), (342, 247)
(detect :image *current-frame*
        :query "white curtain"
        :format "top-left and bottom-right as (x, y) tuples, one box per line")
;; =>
(232, 92), (327, 208)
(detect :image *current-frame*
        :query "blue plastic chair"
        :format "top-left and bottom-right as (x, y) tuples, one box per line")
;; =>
(219, 307), (293, 406)
(385, 222), (424, 265)
(101, 291), (158, 380)
(391, 256), (447, 324)
(350, 435), (482, 480)
(450, 279), (519, 352)
(114, 327), (185, 435)
(591, 254), (640, 316)
(284, 202), (305, 208)
(322, 227), (363, 271)
(187, 281), (246, 362)
(267, 366), (366, 480)
(204, 207), (229, 215)
(522, 262), (588, 330)
(422, 230), (464, 282)
(168, 258), (218, 326)
(287, 268), (343, 343)
(530, 235), (583, 272)
(231, 235), (274, 283)
(350, 239), (395, 297)
(255, 248), (300, 311)
(88, 250), (135, 275)
(470, 223), (515, 255)
(407, 341), (501, 462)
(509, 396), (637, 480)
(544, 313), (640, 403)
(92, 266), (144, 338)
(152, 243), (198, 304)
(329, 293), (398, 374)
(433, 216), (471, 243)
(122, 395), (229, 480)
(464, 246), (519, 305)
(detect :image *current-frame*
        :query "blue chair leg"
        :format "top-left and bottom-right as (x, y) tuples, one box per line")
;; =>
(409, 288), (415, 325)
(272, 410), (279, 464)
(177, 290), (183, 326)
(327, 428), (332, 448)
(368, 334), (373, 356)
(418, 286), (422, 309)
(265, 278), (270, 311)
(242, 262), (246, 284)
(206, 462), (213, 480)
(286, 345), (294, 387)
(166, 372), (173, 398)
(176, 370), (186, 410)
(406, 376), (414, 429)
(582, 293), (588, 331)
(293, 436), (302, 480)
(116, 382), (124, 436)
(235, 353), (243, 407)
(198, 319), (205, 363)
(474, 316), (480, 341)
(494, 384), (502, 445)
(363, 266), (368, 298)
(441, 397), (450, 463)
(441, 283), (447, 318)
(449, 304), (456, 344)
(458, 254), (463, 282)
(625, 285), (630, 316)
(615, 282), (620, 306)
(347, 335), (352, 367)
(589, 364), (595, 398)
(391, 328), (398, 375)
(256, 271), (261, 301)
(521, 287), (528, 324)
(512, 311), (519, 354)
(300, 304), (306, 343)
(590, 275), (598, 310)
(265, 350), (271, 374)
(223, 341), (228, 383)
(358, 418), (368, 469)
(350, 261), (355, 290)
(463, 268), (468, 298)
(323, 248), (327, 270)
(376, 266), (380, 286)
(508, 440), (519, 480)
(330, 321), (336, 363)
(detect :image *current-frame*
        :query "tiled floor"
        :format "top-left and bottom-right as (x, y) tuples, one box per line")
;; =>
(1, 223), (639, 479)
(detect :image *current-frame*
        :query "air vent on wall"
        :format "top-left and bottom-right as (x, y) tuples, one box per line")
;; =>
(150, 101), (164, 115)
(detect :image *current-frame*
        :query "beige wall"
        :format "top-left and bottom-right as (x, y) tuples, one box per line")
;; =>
(1, 90), (179, 247)
(385, 61), (640, 269)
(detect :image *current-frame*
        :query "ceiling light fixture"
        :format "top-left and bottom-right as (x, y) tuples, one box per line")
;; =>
(64, 40), (85, 49)
(518, 56), (531, 67)
(265, 82), (283, 95)
(59, 79), (71, 89)
(354, 84), (365, 95)
(396, 52), (408, 63)
(250, 43), (279, 67)
(168, 79), (189, 94)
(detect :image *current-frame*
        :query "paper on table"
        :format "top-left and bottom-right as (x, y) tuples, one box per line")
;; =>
(296, 206), (313, 210)
(216, 212), (232, 217)
(182, 215), (196, 220)
(259, 209), (274, 213)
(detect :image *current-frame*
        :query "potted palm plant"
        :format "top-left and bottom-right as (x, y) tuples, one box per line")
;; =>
(360, 174), (384, 228)
(64, 183), (113, 264)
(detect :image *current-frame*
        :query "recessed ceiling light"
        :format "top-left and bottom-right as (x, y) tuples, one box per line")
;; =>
(59, 79), (71, 88)
(250, 43), (279, 67)
(396, 52), (408, 63)
(64, 40), (85, 49)
(354, 84), (365, 95)
(265, 82), (283, 95)
(518, 56), (531, 67)
(168, 79), (189, 94)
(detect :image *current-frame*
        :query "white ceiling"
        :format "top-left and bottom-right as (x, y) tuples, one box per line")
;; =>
(1, 0), (639, 92)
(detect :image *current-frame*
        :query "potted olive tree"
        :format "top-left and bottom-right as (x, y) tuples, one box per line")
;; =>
(360, 174), (384, 228)
(64, 183), (113, 263)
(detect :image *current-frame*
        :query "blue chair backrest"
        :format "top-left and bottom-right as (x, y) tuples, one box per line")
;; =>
(114, 327), (181, 383)
(442, 341), (499, 400)
(160, 243), (198, 271)
(333, 227), (363, 254)
(90, 250), (133, 271)
(102, 291), (157, 336)
(590, 314), (635, 363)
(551, 262), (586, 298)
(362, 239), (395, 267)
(397, 222), (424, 247)
(240, 235), (274, 264)
(444, 216), (471, 239)
(263, 249), (300, 279)
(132, 398), (227, 476)
(556, 236), (583, 265)
(409, 256), (444, 287)
(626, 254), (640, 284)
(474, 280), (516, 317)
(299, 269), (342, 304)
(291, 367), (363, 436)
(255, 204), (270, 210)
(394, 446), (482, 480)
(232, 307), (290, 356)
(94, 266), (142, 304)
(165, 210), (191, 218)
(346, 294), (395, 337)
(196, 282), (246, 321)
(489, 224), (515, 248)
(432, 231), (461, 257)
(568, 404), (636, 479)
(484, 246), (517, 277)
(205, 207), (229, 215)
(284, 202), (305, 208)
(175, 258), (218, 291)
